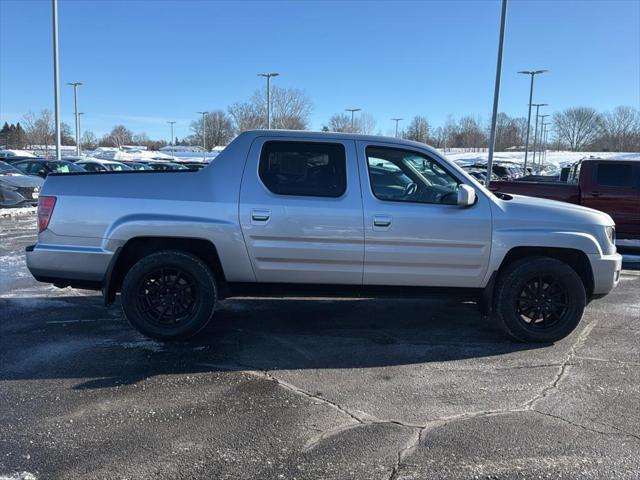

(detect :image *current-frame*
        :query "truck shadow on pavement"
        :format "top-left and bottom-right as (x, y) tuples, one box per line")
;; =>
(0, 294), (548, 390)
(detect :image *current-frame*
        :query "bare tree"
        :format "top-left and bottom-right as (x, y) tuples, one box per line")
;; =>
(191, 110), (235, 148)
(458, 116), (486, 151)
(403, 116), (431, 143)
(23, 110), (55, 149)
(228, 101), (264, 132)
(325, 111), (375, 134)
(494, 113), (528, 150)
(326, 113), (352, 132)
(81, 130), (98, 150)
(356, 112), (377, 135)
(251, 86), (312, 130)
(553, 107), (602, 151)
(598, 106), (640, 151)
(101, 125), (134, 148)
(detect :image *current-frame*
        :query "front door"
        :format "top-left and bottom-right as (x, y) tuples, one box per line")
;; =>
(239, 137), (364, 285)
(356, 141), (492, 288)
(582, 161), (640, 239)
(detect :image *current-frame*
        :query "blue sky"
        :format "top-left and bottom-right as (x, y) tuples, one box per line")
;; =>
(1, 0), (638, 139)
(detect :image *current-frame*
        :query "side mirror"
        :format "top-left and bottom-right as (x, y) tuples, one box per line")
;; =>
(457, 184), (476, 207)
(38, 169), (47, 177)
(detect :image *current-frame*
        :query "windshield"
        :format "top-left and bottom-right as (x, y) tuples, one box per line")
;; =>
(0, 161), (22, 174)
(106, 163), (133, 171)
(50, 161), (85, 173)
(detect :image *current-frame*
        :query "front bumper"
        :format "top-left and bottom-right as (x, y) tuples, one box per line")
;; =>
(588, 252), (622, 296)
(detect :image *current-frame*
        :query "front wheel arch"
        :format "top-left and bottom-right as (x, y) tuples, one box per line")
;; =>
(496, 246), (594, 299)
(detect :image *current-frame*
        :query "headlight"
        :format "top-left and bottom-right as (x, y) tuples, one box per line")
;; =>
(605, 226), (616, 245)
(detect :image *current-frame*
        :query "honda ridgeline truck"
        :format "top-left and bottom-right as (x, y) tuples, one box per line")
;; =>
(26, 131), (622, 342)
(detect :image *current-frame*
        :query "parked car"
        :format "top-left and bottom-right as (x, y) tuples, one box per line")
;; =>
(12, 159), (85, 178)
(144, 161), (189, 171)
(490, 158), (640, 240)
(174, 161), (208, 170)
(0, 149), (37, 160)
(120, 161), (154, 170)
(0, 160), (43, 207)
(76, 159), (133, 172)
(27, 131), (621, 343)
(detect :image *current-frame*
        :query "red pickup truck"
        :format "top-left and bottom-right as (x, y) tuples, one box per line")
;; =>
(490, 158), (640, 240)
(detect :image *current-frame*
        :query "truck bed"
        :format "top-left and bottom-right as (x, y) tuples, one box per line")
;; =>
(489, 180), (580, 203)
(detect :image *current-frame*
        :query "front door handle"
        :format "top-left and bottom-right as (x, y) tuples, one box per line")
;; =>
(251, 209), (271, 222)
(373, 215), (392, 228)
(591, 191), (600, 197)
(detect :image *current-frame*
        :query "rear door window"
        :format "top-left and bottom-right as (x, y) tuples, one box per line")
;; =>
(596, 164), (633, 187)
(259, 141), (346, 197)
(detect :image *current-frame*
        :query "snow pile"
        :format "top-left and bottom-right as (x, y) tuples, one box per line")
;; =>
(90, 147), (177, 162)
(446, 151), (639, 170)
(0, 206), (37, 219)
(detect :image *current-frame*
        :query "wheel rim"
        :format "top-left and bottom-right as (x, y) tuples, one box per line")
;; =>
(516, 274), (569, 329)
(135, 267), (198, 326)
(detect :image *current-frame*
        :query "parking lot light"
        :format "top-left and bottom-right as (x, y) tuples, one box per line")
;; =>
(535, 114), (550, 166)
(530, 104), (548, 168)
(167, 121), (176, 155)
(391, 118), (403, 138)
(258, 73), (280, 129)
(486, 0), (508, 188)
(52, 0), (61, 160)
(197, 112), (207, 161)
(67, 82), (83, 156)
(518, 69), (548, 171)
(345, 108), (361, 132)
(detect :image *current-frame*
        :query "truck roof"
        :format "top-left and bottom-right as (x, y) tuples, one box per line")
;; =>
(237, 129), (442, 155)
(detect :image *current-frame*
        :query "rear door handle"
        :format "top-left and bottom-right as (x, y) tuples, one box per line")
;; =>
(373, 215), (392, 228)
(251, 209), (271, 222)
(591, 192), (600, 197)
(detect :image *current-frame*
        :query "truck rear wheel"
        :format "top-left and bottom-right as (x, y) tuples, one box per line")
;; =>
(493, 257), (586, 343)
(121, 250), (217, 340)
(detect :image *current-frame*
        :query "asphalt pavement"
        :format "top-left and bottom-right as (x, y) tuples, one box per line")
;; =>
(1, 213), (639, 479)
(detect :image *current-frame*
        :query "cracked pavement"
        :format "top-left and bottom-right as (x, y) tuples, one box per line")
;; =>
(1, 214), (640, 479)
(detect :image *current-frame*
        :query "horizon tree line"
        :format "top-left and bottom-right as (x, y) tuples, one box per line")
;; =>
(2, 90), (639, 153)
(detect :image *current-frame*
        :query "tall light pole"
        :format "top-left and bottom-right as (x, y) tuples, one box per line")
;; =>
(391, 118), (403, 138)
(258, 73), (279, 129)
(197, 111), (207, 161)
(517, 69), (547, 171)
(167, 121), (176, 154)
(67, 82), (82, 156)
(530, 104), (548, 167)
(541, 122), (552, 166)
(78, 112), (84, 154)
(345, 108), (361, 132)
(535, 114), (549, 166)
(52, 0), (62, 159)
(486, 0), (508, 188)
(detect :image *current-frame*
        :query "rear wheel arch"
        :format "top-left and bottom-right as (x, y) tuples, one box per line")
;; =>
(104, 236), (226, 304)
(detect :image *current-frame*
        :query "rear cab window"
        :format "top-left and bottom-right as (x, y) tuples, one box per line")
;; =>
(595, 163), (633, 187)
(259, 141), (347, 197)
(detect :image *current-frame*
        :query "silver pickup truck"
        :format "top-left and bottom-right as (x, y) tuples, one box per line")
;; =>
(27, 130), (622, 342)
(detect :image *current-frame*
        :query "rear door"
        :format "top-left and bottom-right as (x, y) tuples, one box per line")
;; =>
(356, 141), (492, 288)
(582, 161), (640, 239)
(239, 137), (364, 285)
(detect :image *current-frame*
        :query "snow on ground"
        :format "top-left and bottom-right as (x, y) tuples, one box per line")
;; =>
(0, 473), (37, 480)
(0, 207), (37, 219)
(445, 150), (639, 171)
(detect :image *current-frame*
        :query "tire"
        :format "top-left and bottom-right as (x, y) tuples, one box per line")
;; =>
(493, 256), (586, 343)
(121, 250), (217, 340)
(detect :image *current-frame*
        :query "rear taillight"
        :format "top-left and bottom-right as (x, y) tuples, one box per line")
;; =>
(38, 196), (57, 232)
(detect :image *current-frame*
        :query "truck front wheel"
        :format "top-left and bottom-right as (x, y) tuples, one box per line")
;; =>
(121, 250), (217, 340)
(493, 257), (586, 343)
